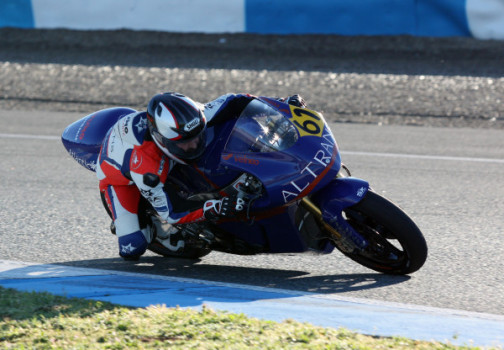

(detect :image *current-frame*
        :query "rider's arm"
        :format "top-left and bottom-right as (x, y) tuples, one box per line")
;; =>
(204, 93), (306, 127)
(133, 171), (206, 224)
(133, 174), (233, 224)
(127, 141), (206, 224)
(130, 152), (234, 225)
(204, 93), (255, 126)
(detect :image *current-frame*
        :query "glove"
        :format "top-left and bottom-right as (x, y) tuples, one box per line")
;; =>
(284, 94), (307, 108)
(203, 196), (237, 221)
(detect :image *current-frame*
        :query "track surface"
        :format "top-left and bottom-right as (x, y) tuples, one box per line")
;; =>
(1, 29), (503, 315)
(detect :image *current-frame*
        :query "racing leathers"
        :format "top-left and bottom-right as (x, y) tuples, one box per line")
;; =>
(96, 93), (254, 259)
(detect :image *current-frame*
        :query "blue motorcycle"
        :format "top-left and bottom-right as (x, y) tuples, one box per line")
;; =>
(62, 97), (427, 275)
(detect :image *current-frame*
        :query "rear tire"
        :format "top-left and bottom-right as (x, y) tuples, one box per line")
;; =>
(337, 191), (427, 274)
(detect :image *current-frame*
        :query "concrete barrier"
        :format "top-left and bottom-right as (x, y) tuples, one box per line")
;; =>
(1, 1), (503, 38)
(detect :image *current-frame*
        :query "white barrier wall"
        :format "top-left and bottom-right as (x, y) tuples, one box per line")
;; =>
(31, 0), (245, 32)
(467, 0), (504, 39)
(1, 0), (504, 39)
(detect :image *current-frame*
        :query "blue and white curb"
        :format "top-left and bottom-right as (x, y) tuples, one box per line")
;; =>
(1, 0), (504, 39)
(1, 260), (503, 347)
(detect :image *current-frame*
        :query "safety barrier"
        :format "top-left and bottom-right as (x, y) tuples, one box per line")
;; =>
(1, 0), (503, 39)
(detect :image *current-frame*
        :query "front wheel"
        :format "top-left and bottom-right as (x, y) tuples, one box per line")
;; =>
(336, 191), (427, 274)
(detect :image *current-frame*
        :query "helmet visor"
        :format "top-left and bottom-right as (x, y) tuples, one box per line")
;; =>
(153, 128), (207, 161)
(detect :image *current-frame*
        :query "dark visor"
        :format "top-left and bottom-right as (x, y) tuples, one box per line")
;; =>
(152, 129), (206, 160)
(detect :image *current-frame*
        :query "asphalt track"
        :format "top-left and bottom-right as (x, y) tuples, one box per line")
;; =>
(1, 108), (504, 311)
(1, 29), (503, 345)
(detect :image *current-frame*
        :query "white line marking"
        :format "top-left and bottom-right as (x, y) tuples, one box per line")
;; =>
(0, 133), (60, 141)
(1, 133), (503, 164)
(341, 150), (504, 164)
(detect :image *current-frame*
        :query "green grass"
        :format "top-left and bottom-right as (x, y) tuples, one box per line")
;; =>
(0, 286), (496, 349)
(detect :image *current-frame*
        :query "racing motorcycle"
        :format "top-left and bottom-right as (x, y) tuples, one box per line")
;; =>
(62, 97), (427, 275)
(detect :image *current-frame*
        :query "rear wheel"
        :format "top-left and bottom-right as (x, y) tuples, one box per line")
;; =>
(336, 191), (427, 274)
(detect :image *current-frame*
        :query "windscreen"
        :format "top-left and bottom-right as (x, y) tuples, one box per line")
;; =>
(224, 100), (298, 153)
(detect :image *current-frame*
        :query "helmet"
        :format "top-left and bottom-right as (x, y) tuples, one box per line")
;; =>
(146, 92), (207, 162)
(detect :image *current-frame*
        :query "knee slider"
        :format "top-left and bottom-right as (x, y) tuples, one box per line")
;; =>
(118, 230), (148, 258)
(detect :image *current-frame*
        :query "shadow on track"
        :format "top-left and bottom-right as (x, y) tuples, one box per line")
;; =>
(57, 256), (410, 295)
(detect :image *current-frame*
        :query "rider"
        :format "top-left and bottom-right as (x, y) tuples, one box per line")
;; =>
(97, 92), (306, 260)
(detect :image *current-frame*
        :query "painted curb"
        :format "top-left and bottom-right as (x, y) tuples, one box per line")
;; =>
(1, 260), (503, 347)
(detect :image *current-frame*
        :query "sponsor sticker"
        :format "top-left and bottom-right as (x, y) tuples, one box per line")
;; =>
(131, 150), (143, 170)
(289, 105), (325, 138)
(184, 118), (200, 132)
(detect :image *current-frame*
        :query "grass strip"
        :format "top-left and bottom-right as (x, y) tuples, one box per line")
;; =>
(0, 286), (493, 349)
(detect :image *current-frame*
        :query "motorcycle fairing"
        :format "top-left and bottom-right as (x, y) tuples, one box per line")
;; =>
(219, 99), (342, 209)
(215, 205), (307, 253)
(314, 177), (369, 210)
(170, 98), (341, 211)
(61, 107), (136, 172)
(313, 177), (370, 250)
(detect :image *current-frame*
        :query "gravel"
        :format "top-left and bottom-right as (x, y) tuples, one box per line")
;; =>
(1, 28), (503, 128)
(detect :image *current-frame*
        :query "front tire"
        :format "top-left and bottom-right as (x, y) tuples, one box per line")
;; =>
(337, 191), (427, 274)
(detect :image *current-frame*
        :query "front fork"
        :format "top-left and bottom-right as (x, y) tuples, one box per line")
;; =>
(301, 176), (370, 253)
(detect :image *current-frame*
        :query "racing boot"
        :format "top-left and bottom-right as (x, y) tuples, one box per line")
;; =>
(148, 215), (185, 254)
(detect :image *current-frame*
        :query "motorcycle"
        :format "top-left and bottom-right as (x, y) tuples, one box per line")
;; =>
(62, 97), (427, 275)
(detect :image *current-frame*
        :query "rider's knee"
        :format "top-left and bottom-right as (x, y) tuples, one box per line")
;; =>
(118, 230), (148, 260)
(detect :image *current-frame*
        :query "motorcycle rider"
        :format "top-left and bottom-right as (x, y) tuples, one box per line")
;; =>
(97, 92), (306, 260)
